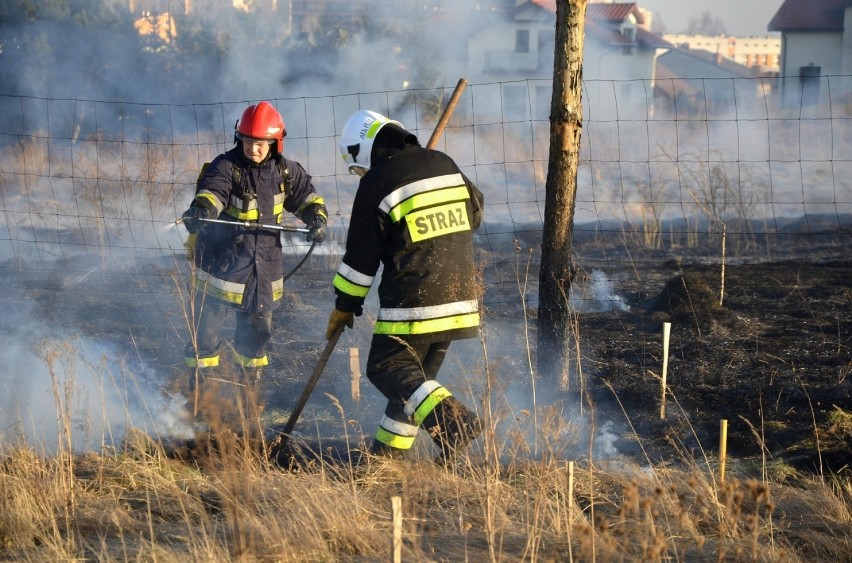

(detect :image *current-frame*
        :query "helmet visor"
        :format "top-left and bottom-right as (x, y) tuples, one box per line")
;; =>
(235, 132), (273, 145)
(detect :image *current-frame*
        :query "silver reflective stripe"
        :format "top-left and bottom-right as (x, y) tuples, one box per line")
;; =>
(379, 415), (419, 437)
(336, 262), (374, 287)
(404, 380), (444, 417)
(195, 269), (245, 294)
(378, 299), (479, 322)
(379, 174), (465, 214)
(228, 194), (258, 211)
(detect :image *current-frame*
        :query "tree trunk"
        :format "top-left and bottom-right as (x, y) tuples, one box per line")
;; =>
(537, 0), (586, 384)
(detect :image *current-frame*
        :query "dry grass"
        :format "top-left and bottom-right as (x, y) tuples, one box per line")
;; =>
(1, 386), (850, 563)
(2, 104), (850, 562)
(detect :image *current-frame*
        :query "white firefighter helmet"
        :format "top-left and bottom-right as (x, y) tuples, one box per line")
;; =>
(339, 110), (402, 176)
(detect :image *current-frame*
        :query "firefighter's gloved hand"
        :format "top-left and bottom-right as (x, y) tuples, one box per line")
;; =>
(326, 308), (354, 339)
(306, 215), (327, 243)
(181, 205), (211, 234)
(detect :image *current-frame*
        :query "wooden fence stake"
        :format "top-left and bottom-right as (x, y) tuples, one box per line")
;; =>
(349, 347), (360, 403)
(392, 495), (402, 563)
(719, 419), (728, 482)
(660, 322), (671, 419)
(567, 460), (575, 563)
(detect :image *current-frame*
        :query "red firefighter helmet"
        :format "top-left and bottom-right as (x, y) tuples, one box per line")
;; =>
(234, 101), (286, 154)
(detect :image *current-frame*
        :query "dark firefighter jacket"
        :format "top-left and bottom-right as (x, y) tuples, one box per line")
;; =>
(191, 146), (325, 314)
(333, 144), (485, 344)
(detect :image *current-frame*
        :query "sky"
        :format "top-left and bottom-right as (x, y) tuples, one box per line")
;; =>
(637, 0), (785, 37)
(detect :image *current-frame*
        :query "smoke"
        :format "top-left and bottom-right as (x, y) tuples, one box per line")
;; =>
(470, 267), (635, 463)
(0, 300), (193, 455)
(0, 1), (470, 105)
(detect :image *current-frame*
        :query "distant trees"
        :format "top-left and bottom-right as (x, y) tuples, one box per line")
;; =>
(0, 0), (446, 102)
(686, 11), (728, 36)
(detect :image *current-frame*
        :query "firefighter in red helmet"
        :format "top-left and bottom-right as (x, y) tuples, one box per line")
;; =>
(327, 110), (484, 464)
(180, 101), (327, 410)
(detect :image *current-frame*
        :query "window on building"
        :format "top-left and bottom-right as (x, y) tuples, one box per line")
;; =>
(800, 65), (821, 105)
(516, 29), (530, 53)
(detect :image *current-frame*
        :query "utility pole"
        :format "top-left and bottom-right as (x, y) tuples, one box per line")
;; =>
(537, 0), (587, 384)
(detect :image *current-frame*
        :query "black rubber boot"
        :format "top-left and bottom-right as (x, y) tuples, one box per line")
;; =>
(422, 396), (482, 465)
(367, 439), (409, 460)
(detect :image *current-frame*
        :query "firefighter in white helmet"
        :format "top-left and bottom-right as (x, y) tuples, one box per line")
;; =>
(327, 109), (485, 463)
(180, 101), (327, 406)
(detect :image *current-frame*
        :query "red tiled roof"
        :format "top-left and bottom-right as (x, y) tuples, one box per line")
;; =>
(529, 0), (556, 11)
(530, 0), (644, 24)
(519, 1), (668, 48)
(586, 2), (643, 24)
(768, 0), (852, 32)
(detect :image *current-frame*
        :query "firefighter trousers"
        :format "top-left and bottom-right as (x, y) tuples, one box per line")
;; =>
(184, 292), (273, 370)
(366, 335), (480, 457)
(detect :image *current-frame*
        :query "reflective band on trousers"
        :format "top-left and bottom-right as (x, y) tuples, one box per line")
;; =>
(234, 352), (269, 368)
(404, 380), (452, 426)
(374, 416), (419, 450)
(184, 354), (220, 368)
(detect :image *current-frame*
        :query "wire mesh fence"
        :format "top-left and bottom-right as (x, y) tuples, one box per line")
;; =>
(0, 77), (850, 319)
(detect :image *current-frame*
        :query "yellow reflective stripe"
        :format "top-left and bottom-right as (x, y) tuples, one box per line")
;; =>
(412, 387), (452, 426)
(334, 273), (370, 298)
(272, 278), (284, 301)
(273, 201), (285, 216)
(375, 428), (416, 450)
(388, 186), (470, 223)
(224, 207), (259, 221)
(380, 174), (465, 215)
(185, 354), (220, 368)
(297, 194), (327, 216)
(195, 191), (224, 213)
(374, 312), (480, 335)
(405, 380), (444, 416)
(234, 352), (269, 368)
(193, 270), (245, 305)
(378, 299), (479, 321)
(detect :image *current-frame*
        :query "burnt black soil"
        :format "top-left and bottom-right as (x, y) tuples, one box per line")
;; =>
(578, 260), (852, 478)
(4, 243), (850, 479)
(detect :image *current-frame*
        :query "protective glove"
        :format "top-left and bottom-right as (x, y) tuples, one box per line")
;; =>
(326, 308), (354, 339)
(181, 204), (211, 234)
(306, 215), (327, 244)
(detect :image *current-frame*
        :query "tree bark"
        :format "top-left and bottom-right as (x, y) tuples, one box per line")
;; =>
(537, 0), (586, 384)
